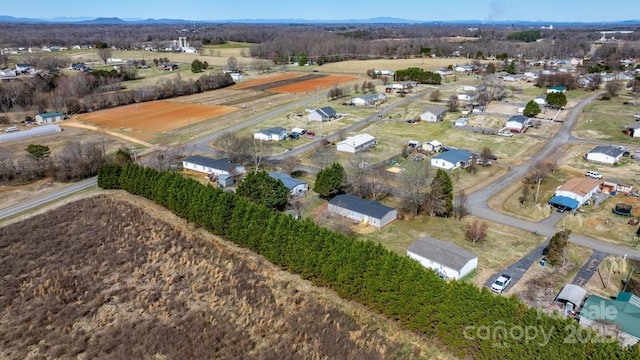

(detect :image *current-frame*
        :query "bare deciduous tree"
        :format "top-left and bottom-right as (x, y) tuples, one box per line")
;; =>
(396, 162), (431, 217)
(429, 90), (441, 102)
(605, 80), (624, 97)
(279, 156), (301, 175)
(452, 192), (469, 221)
(447, 95), (459, 112)
(227, 56), (238, 69)
(465, 220), (489, 244)
(98, 47), (112, 65)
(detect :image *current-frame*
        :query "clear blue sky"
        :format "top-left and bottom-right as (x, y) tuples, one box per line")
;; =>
(4, 0), (640, 23)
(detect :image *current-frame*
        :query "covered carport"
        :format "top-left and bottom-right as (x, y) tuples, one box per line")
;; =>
(548, 195), (579, 212)
(554, 284), (588, 317)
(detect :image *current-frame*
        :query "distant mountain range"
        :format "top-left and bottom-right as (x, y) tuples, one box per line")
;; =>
(0, 15), (639, 26)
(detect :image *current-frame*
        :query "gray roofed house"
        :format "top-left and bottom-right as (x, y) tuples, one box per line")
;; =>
(505, 115), (530, 132)
(182, 155), (245, 177)
(420, 105), (447, 122)
(253, 126), (288, 141)
(308, 106), (337, 122)
(626, 122), (640, 138)
(430, 149), (472, 171)
(269, 172), (308, 196)
(351, 93), (378, 106)
(586, 145), (625, 165)
(407, 237), (478, 280)
(328, 194), (397, 228)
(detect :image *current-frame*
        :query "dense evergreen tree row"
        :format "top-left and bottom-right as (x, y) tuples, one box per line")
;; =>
(97, 163), (640, 359)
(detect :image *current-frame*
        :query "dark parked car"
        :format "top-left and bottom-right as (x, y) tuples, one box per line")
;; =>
(306, 131), (315, 137)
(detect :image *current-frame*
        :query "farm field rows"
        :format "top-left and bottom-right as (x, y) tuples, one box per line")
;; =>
(75, 101), (238, 132)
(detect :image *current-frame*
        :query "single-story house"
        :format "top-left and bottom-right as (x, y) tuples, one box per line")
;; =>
(351, 93), (378, 106)
(454, 118), (468, 127)
(601, 178), (633, 194)
(0, 69), (16, 77)
(269, 172), (308, 196)
(625, 122), (640, 138)
(328, 194), (397, 229)
(407, 237), (478, 280)
(457, 93), (475, 101)
(579, 292), (640, 347)
(35, 111), (64, 125)
(230, 73), (243, 81)
(533, 96), (547, 106)
(308, 106), (337, 122)
(502, 74), (526, 82)
(182, 155), (245, 177)
(435, 69), (453, 78)
(430, 149), (472, 171)
(336, 133), (376, 153)
(254, 127), (288, 141)
(585, 145), (625, 165)
(504, 115), (530, 133)
(549, 177), (601, 210)
(15, 63), (32, 73)
(422, 140), (442, 153)
(547, 86), (567, 94)
(420, 105), (447, 122)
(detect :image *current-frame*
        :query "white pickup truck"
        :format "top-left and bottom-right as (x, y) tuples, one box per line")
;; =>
(491, 274), (512, 293)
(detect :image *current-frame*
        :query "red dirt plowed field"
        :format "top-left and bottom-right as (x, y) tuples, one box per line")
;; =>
(268, 75), (359, 93)
(76, 101), (238, 132)
(233, 72), (307, 89)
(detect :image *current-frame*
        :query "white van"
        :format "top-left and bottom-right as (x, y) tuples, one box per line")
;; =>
(4, 126), (18, 133)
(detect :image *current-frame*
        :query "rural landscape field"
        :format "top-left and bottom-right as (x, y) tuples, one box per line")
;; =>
(0, 194), (444, 359)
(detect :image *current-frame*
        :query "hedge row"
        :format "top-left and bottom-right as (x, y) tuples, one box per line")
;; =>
(97, 163), (639, 358)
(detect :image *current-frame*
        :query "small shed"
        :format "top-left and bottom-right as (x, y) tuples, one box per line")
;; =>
(217, 174), (234, 187)
(422, 140), (442, 153)
(602, 178), (633, 194)
(454, 118), (468, 127)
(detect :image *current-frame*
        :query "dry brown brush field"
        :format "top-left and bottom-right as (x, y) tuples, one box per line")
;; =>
(0, 195), (430, 360)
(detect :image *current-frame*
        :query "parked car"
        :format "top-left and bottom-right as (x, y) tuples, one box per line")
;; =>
(476, 158), (492, 166)
(498, 131), (513, 137)
(585, 170), (603, 179)
(633, 113), (640, 119)
(306, 131), (315, 137)
(491, 274), (512, 294)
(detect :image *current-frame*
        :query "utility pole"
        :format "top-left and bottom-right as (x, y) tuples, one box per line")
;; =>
(622, 267), (635, 293)
(534, 177), (542, 204)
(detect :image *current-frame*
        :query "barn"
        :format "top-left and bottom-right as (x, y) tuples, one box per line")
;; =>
(35, 112), (64, 125)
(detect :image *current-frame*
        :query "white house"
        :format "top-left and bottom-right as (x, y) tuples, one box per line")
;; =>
(454, 118), (468, 127)
(0, 69), (16, 77)
(308, 106), (337, 122)
(457, 93), (475, 101)
(626, 122), (640, 138)
(182, 155), (245, 177)
(35, 112), (64, 125)
(230, 73), (243, 81)
(420, 105), (447, 122)
(430, 149), (472, 171)
(328, 194), (397, 229)
(505, 115), (530, 132)
(336, 134), (376, 153)
(585, 145), (625, 165)
(268, 172), (308, 196)
(533, 96), (547, 106)
(422, 140), (442, 153)
(548, 177), (601, 211)
(435, 69), (453, 78)
(351, 93), (377, 106)
(253, 127), (288, 141)
(407, 237), (478, 280)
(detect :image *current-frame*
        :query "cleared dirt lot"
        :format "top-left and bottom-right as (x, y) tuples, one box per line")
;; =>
(268, 75), (360, 92)
(75, 101), (238, 132)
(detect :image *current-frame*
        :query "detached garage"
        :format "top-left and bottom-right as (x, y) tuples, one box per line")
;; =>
(35, 111), (64, 125)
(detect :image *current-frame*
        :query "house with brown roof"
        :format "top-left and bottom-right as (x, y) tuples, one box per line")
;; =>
(549, 177), (601, 211)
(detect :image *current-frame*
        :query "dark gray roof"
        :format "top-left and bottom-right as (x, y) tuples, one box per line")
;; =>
(589, 145), (624, 157)
(432, 149), (472, 164)
(268, 172), (306, 190)
(554, 284), (587, 305)
(329, 194), (396, 219)
(627, 122), (640, 130)
(507, 115), (529, 124)
(407, 237), (477, 271)
(258, 127), (287, 136)
(183, 155), (240, 171)
(317, 107), (337, 117)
